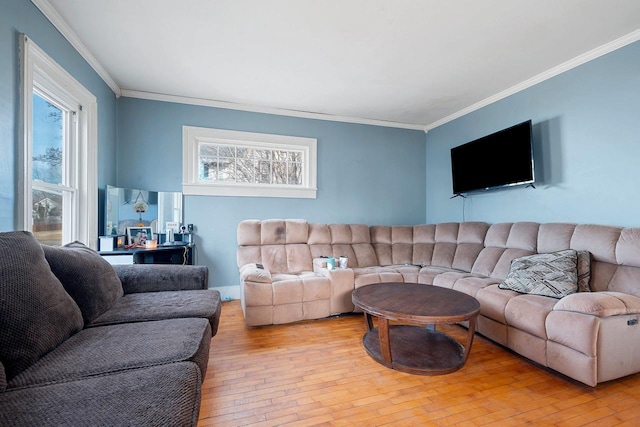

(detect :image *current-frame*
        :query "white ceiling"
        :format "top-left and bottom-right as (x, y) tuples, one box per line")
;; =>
(37, 0), (640, 130)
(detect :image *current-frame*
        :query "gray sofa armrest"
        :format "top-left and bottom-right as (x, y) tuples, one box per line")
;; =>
(113, 264), (209, 294)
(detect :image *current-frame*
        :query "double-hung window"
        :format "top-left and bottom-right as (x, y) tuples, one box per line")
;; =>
(182, 126), (317, 198)
(20, 35), (98, 247)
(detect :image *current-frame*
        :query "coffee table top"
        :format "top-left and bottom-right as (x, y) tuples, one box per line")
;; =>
(352, 282), (480, 324)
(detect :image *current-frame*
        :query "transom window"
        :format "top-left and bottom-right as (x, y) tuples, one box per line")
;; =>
(183, 126), (317, 198)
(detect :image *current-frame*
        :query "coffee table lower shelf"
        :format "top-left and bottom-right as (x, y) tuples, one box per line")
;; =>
(363, 325), (465, 375)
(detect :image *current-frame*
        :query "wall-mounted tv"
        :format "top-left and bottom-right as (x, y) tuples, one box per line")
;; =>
(450, 120), (534, 195)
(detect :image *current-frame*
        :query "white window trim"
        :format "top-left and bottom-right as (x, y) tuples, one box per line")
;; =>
(182, 126), (317, 198)
(20, 35), (98, 248)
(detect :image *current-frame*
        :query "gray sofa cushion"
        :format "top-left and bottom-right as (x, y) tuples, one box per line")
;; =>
(114, 264), (209, 293)
(7, 318), (211, 388)
(0, 231), (83, 381)
(42, 241), (124, 323)
(499, 249), (578, 298)
(0, 361), (5, 392)
(0, 362), (202, 427)
(89, 289), (222, 334)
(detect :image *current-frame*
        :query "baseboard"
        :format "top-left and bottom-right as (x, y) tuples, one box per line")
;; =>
(211, 285), (240, 302)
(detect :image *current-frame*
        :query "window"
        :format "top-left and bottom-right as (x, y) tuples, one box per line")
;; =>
(182, 126), (317, 198)
(20, 35), (98, 247)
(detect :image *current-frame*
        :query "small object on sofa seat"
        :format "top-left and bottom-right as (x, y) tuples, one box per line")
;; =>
(339, 256), (348, 269)
(326, 257), (335, 270)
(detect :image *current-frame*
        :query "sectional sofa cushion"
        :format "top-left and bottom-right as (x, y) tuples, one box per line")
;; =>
(0, 362), (202, 427)
(43, 241), (124, 324)
(0, 231), (84, 380)
(7, 318), (211, 388)
(499, 249), (579, 298)
(89, 289), (222, 332)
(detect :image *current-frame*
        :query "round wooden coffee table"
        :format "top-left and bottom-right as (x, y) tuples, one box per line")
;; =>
(352, 283), (480, 375)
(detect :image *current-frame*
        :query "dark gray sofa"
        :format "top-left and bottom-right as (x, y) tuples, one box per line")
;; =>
(0, 231), (222, 426)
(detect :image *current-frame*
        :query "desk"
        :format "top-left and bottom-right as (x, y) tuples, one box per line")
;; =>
(99, 243), (194, 265)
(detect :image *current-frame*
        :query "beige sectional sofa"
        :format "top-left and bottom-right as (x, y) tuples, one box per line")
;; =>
(236, 219), (640, 386)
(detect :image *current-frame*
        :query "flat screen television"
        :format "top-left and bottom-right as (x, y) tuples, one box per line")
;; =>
(450, 120), (534, 195)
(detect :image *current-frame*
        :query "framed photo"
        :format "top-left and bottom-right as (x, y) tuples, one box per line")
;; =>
(126, 226), (153, 245)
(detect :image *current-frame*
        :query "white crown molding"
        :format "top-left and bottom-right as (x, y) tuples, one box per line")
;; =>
(424, 29), (640, 131)
(30, 0), (640, 133)
(120, 89), (426, 131)
(30, 0), (122, 97)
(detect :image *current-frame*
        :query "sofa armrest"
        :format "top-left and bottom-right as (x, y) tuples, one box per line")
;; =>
(313, 259), (355, 314)
(553, 291), (640, 317)
(114, 264), (209, 294)
(239, 263), (272, 283)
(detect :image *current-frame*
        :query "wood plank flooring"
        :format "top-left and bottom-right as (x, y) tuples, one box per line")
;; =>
(199, 300), (640, 426)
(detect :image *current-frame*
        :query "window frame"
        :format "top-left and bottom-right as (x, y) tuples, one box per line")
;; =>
(182, 126), (317, 198)
(20, 35), (98, 248)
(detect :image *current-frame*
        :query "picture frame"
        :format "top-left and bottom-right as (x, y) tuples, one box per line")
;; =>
(126, 226), (153, 245)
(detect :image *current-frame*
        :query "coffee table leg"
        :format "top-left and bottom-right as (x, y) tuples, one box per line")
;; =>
(363, 312), (374, 331)
(378, 317), (392, 365)
(462, 315), (478, 364)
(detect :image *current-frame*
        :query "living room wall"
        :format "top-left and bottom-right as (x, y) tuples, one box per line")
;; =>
(425, 39), (640, 228)
(0, 0), (117, 231)
(116, 97), (426, 296)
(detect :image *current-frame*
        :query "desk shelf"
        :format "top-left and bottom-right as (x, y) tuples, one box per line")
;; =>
(99, 243), (194, 265)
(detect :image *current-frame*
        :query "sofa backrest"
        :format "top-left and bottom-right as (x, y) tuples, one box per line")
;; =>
(237, 219), (379, 273)
(471, 222), (539, 279)
(237, 219), (313, 274)
(370, 222), (489, 271)
(570, 224), (640, 296)
(307, 223), (378, 268)
(237, 219), (640, 296)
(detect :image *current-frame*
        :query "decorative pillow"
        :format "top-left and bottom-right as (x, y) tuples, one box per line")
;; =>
(499, 249), (578, 298)
(576, 250), (591, 292)
(43, 241), (124, 324)
(0, 231), (84, 380)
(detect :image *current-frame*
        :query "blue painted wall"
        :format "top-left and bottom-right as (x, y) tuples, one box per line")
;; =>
(116, 97), (426, 293)
(426, 40), (640, 227)
(0, 0), (117, 232)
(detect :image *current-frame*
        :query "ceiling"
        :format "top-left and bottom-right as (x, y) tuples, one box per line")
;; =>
(37, 0), (640, 130)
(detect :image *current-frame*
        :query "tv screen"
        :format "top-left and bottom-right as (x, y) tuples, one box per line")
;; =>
(450, 120), (534, 195)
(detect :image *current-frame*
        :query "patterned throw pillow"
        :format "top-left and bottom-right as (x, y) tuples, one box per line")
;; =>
(576, 250), (592, 292)
(499, 249), (579, 298)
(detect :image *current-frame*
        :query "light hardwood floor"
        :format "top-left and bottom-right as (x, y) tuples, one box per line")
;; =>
(199, 300), (640, 426)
